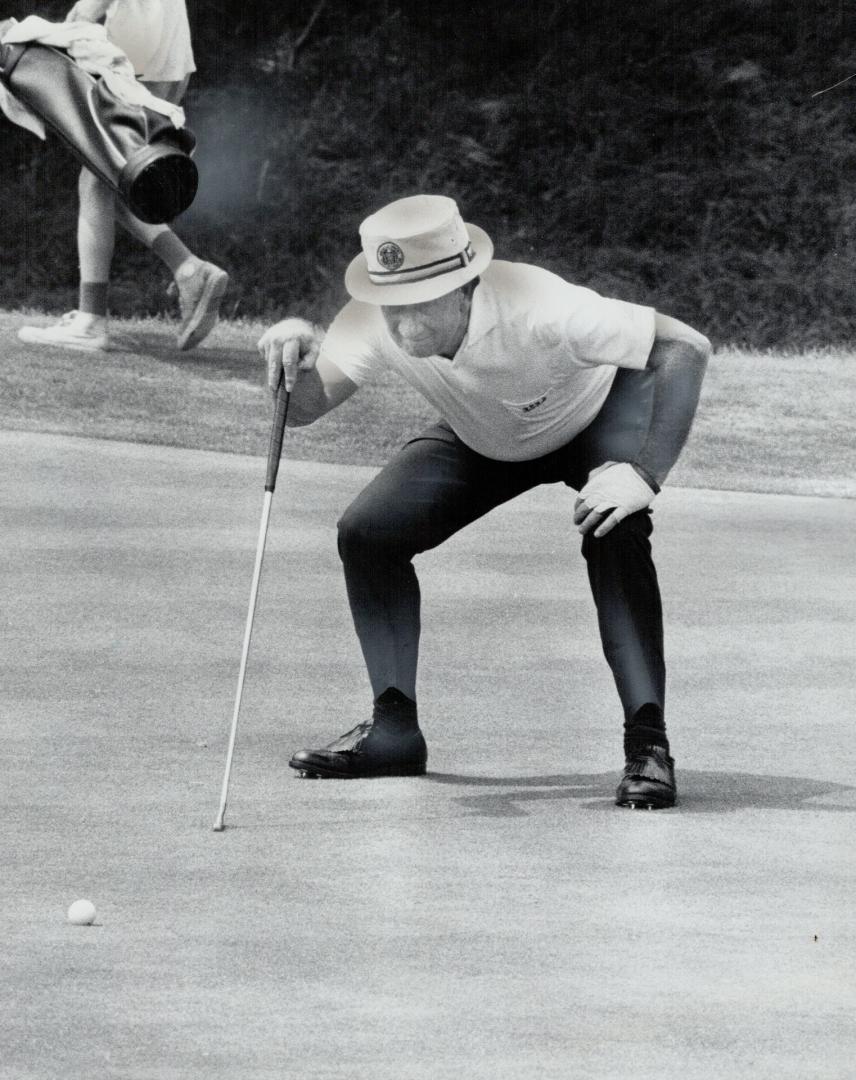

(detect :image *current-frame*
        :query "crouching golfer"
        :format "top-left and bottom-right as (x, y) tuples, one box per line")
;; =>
(258, 194), (710, 808)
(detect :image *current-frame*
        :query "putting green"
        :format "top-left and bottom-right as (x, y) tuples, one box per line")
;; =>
(2, 430), (853, 1080)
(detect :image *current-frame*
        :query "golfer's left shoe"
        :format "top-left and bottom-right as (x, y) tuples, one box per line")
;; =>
(615, 745), (676, 809)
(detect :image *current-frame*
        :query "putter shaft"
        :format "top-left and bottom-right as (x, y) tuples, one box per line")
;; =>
(213, 383), (291, 832)
(213, 492), (274, 830)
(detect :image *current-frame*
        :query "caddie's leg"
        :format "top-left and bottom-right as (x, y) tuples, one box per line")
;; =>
(18, 168), (113, 350)
(115, 76), (228, 350)
(114, 204), (228, 349)
(77, 167), (115, 315)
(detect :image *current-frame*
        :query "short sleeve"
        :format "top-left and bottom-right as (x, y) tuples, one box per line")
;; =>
(572, 294), (657, 369)
(318, 300), (390, 386)
(532, 276), (657, 370)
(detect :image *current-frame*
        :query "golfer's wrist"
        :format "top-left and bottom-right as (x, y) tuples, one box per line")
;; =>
(630, 462), (661, 494)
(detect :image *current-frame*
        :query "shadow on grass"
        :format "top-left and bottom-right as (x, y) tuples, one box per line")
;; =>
(121, 331), (258, 384)
(427, 770), (856, 817)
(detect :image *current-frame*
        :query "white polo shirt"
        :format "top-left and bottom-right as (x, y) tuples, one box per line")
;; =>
(322, 260), (657, 461)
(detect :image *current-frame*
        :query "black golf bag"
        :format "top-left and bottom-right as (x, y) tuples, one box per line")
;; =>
(0, 24), (197, 223)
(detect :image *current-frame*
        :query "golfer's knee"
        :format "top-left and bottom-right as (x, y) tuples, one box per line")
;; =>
(337, 508), (393, 564)
(581, 509), (652, 559)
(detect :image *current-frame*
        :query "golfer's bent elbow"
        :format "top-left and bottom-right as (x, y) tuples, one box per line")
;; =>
(682, 333), (712, 370)
(653, 312), (711, 367)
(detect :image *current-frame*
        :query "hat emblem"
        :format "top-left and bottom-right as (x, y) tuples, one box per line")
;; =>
(377, 242), (405, 271)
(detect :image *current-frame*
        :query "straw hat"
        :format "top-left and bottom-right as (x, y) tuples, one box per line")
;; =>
(344, 194), (493, 305)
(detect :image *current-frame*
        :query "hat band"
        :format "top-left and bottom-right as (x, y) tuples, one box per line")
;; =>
(367, 242), (475, 286)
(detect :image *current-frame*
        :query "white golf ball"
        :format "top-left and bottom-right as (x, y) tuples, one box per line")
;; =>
(67, 899), (97, 926)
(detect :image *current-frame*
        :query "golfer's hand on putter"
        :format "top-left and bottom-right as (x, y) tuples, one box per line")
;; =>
(258, 318), (324, 394)
(574, 462), (658, 538)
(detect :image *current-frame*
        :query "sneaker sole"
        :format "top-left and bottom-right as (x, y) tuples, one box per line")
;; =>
(177, 269), (229, 351)
(288, 758), (427, 779)
(18, 330), (111, 352)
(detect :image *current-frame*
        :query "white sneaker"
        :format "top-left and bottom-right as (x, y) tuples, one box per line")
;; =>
(18, 311), (111, 352)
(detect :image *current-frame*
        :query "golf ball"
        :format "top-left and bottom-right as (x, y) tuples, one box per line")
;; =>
(67, 899), (97, 925)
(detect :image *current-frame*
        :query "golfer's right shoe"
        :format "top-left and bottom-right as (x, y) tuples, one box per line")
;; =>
(290, 690), (428, 779)
(18, 310), (110, 352)
(173, 260), (229, 350)
(615, 745), (676, 809)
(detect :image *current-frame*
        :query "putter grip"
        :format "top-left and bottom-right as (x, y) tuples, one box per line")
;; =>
(265, 381), (291, 492)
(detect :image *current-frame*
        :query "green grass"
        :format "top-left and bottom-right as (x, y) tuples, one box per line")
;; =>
(4, 430), (854, 1080)
(1, 310), (854, 497)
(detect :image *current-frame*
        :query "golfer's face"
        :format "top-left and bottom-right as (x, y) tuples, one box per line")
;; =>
(381, 289), (470, 358)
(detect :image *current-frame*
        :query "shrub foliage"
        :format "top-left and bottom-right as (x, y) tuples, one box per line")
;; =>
(4, 0), (856, 346)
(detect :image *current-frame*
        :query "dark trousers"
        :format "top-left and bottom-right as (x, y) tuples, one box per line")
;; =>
(337, 369), (665, 724)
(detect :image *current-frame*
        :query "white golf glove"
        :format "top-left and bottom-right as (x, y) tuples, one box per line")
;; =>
(574, 461), (658, 538)
(258, 317), (325, 393)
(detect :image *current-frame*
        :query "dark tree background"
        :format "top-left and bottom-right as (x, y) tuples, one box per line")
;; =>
(4, 0), (856, 346)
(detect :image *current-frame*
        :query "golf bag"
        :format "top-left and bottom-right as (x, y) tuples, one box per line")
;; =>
(0, 27), (197, 223)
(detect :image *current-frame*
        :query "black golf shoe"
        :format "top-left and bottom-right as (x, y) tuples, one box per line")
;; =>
(615, 745), (676, 809)
(289, 689), (427, 779)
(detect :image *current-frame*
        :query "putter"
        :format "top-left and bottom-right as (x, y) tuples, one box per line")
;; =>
(213, 377), (291, 832)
